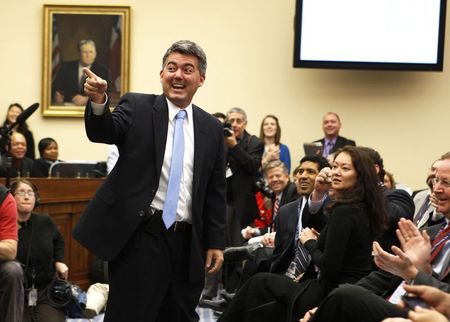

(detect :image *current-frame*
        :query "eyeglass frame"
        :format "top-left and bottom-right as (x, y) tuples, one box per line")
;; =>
(432, 177), (450, 189)
(14, 191), (36, 198)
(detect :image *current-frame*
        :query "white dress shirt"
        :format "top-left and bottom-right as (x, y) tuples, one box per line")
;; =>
(91, 96), (195, 223)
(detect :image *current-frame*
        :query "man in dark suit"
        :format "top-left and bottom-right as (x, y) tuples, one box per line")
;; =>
(303, 154), (450, 322)
(0, 132), (34, 178)
(314, 112), (355, 158)
(73, 40), (226, 322)
(224, 107), (264, 246)
(222, 107), (263, 292)
(52, 39), (111, 106)
(270, 155), (330, 277)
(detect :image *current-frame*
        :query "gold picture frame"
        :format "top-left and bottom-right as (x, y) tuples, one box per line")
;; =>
(42, 5), (130, 117)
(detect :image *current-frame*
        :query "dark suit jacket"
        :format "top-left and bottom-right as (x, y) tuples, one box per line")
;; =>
(0, 155), (33, 177)
(226, 131), (264, 227)
(52, 60), (111, 103)
(259, 182), (299, 234)
(270, 196), (328, 274)
(314, 135), (356, 154)
(379, 188), (415, 252)
(356, 223), (449, 298)
(72, 93), (227, 282)
(278, 182), (299, 209)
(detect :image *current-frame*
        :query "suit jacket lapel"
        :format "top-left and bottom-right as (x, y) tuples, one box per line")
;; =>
(192, 106), (207, 197)
(152, 95), (169, 177)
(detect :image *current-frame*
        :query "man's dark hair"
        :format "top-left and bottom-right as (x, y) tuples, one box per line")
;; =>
(358, 146), (385, 182)
(162, 40), (207, 76)
(295, 155), (331, 174)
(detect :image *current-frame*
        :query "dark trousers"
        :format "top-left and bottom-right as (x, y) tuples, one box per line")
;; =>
(105, 214), (203, 322)
(310, 284), (409, 322)
(0, 261), (23, 322)
(23, 284), (65, 322)
(224, 205), (245, 292)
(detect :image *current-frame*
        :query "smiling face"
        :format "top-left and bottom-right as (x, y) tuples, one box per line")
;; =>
(43, 142), (59, 162)
(322, 113), (341, 138)
(295, 161), (320, 196)
(7, 105), (22, 124)
(432, 158), (450, 217)
(10, 132), (27, 159)
(266, 166), (290, 195)
(160, 52), (205, 108)
(262, 116), (278, 139)
(331, 152), (358, 193)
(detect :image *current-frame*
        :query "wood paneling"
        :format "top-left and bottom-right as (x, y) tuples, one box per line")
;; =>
(2, 178), (103, 290)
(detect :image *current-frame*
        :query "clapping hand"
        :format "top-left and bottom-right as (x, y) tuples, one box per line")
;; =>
(396, 218), (431, 273)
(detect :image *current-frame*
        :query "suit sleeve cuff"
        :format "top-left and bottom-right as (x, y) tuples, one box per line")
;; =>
(91, 93), (109, 115)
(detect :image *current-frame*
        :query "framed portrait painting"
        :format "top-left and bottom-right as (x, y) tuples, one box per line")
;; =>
(42, 5), (130, 117)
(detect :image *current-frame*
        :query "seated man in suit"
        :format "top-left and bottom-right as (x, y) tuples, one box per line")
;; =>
(52, 39), (111, 106)
(0, 132), (34, 178)
(201, 156), (329, 311)
(270, 155), (331, 279)
(414, 158), (444, 229)
(313, 112), (356, 158)
(240, 159), (299, 243)
(302, 152), (450, 322)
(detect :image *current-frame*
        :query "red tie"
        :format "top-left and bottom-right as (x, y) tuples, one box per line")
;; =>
(430, 223), (450, 262)
(273, 197), (280, 217)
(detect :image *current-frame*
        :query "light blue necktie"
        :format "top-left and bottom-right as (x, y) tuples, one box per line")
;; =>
(162, 109), (186, 229)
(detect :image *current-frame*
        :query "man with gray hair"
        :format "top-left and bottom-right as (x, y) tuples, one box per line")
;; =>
(223, 107), (264, 292)
(74, 40), (227, 322)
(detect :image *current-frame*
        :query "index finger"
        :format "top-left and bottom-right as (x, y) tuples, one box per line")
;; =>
(83, 67), (98, 79)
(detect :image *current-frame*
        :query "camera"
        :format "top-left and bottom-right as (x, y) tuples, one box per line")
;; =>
(48, 278), (73, 307)
(254, 178), (274, 199)
(223, 122), (234, 137)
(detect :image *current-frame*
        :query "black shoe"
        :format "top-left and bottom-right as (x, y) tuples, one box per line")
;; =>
(223, 243), (261, 262)
(219, 290), (235, 302)
(198, 298), (228, 312)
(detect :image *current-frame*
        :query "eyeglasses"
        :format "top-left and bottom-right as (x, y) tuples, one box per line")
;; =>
(15, 191), (35, 197)
(432, 177), (450, 188)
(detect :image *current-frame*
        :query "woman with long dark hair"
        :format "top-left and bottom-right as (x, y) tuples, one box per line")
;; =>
(1, 103), (36, 159)
(218, 146), (388, 322)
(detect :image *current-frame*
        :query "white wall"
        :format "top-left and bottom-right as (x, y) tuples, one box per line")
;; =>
(2, 0), (449, 190)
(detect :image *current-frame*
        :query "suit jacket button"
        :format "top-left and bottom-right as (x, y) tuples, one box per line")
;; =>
(138, 210), (145, 217)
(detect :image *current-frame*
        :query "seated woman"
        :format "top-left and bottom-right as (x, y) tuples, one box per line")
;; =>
(1, 103), (36, 159)
(12, 179), (69, 322)
(259, 115), (291, 173)
(31, 138), (60, 177)
(218, 146), (388, 322)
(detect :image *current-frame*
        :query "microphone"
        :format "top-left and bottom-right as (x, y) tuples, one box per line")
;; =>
(14, 103), (39, 126)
